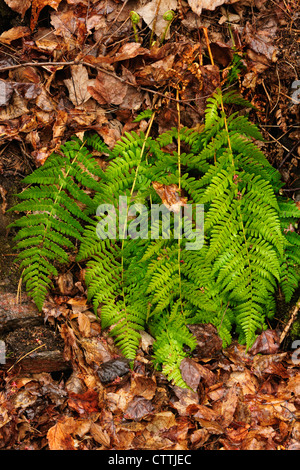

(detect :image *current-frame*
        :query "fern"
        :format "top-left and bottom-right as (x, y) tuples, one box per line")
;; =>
(10, 89), (300, 387)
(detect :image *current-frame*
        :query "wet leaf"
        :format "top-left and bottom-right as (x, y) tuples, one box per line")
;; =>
(67, 389), (99, 415)
(249, 329), (280, 355)
(88, 70), (128, 106)
(47, 416), (90, 450)
(124, 396), (154, 421)
(30, 0), (63, 30)
(188, 323), (223, 358)
(3, 0), (31, 17)
(137, 0), (177, 39)
(131, 375), (157, 400)
(0, 81), (13, 107)
(64, 65), (95, 107)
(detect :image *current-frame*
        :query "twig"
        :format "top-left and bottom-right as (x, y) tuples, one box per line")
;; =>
(279, 297), (300, 344)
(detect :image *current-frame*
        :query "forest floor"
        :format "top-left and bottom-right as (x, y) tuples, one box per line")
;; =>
(0, 0), (300, 451)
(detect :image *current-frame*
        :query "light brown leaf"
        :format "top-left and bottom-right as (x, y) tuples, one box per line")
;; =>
(131, 375), (157, 400)
(47, 417), (79, 450)
(0, 26), (31, 43)
(90, 422), (110, 448)
(4, 0), (31, 17)
(78, 312), (91, 337)
(152, 182), (187, 213)
(137, 0), (177, 39)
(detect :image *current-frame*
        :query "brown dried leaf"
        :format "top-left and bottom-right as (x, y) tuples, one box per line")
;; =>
(0, 93), (28, 120)
(188, 0), (240, 16)
(111, 43), (149, 63)
(124, 396), (154, 421)
(57, 272), (74, 296)
(30, 0), (63, 30)
(226, 369), (259, 395)
(77, 312), (91, 338)
(215, 385), (240, 427)
(81, 337), (113, 365)
(3, 0), (31, 17)
(88, 70), (128, 106)
(137, 0), (177, 39)
(152, 182), (187, 213)
(0, 80), (13, 107)
(64, 65), (95, 107)
(249, 329), (280, 355)
(130, 375), (156, 400)
(180, 358), (215, 391)
(252, 353), (289, 378)
(68, 389), (99, 415)
(89, 422), (110, 448)
(47, 416), (82, 450)
(188, 323), (223, 358)
(136, 55), (175, 86)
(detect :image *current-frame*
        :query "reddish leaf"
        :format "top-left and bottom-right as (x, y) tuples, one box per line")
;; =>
(68, 390), (99, 415)
(249, 329), (280, 355)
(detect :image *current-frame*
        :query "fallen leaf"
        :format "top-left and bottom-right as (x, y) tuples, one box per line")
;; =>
(30, 0), (63, 30)
(111, 42), (149, 63)
(81, 337), (113, 365)
(180, 358), (215, 391)
(57, 272), (74, 296)
(152, 182), (187, 213)
(131, 375), (157, 400)
(0, 80), (13, 107)
(249, 329), (280, 355)
(215, 385), (241, 427)
(0, 93), (28, 120)
(68, 389), (99, 415)
(88, 70), (128, 106)
(188, 323), (223, 358)
(77, 312), (91, 338)
(47, 417), (90, 450)
(137, 0), (177, 39)
(135, 55), (175, 86)
(187, 0), (240, 16)
(227, 369), (259, 395)
(124, 396), (154, 421)
(3, 0), (31, 17)
(89, 422), (110, 448)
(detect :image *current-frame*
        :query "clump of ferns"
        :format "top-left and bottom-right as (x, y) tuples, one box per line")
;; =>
(9, 88), (300, 386)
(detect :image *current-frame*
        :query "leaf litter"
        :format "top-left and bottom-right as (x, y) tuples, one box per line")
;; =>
(0, 0), (299, 451)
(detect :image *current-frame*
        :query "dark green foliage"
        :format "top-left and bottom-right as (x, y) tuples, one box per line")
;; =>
(10, 90), (300, 386)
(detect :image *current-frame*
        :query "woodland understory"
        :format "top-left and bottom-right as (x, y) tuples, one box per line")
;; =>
(0, 0), (299, 451)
